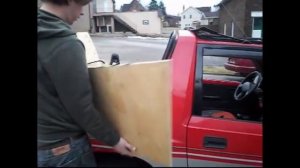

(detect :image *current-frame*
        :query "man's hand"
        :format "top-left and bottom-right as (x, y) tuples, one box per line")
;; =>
(113, 137), (136, 157)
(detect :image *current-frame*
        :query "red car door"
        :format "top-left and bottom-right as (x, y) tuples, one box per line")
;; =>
(186, 44), (263, 167)
(187, 116), (262, 167)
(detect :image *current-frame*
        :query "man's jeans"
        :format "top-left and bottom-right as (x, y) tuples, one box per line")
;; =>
(38, 135), (97, 167)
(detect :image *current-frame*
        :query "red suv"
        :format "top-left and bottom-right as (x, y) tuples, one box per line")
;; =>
(91, 27), (263, 167)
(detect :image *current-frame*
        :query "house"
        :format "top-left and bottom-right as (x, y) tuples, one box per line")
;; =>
(92, 0), (116, 33)
(196, 7), (219, 29)
(163, 15), (181, 27)
(180, 7), (219, 31)
(120, 0), (146, 12)
(92, 0), (161, 34)
(216, 0), (262, 38)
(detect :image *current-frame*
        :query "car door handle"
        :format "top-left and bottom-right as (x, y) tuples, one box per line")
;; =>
(203, 136), (227, 149)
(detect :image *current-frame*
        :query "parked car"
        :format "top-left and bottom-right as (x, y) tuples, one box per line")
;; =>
(183, 26), (195, 30)
(224, 58), (257, 76)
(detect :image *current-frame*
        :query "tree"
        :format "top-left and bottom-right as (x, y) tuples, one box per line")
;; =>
(148, 0), (159, 11)
(159, 1), (167, 16)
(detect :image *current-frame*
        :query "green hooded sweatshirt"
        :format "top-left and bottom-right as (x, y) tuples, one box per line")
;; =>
(37, 9), (120, 147)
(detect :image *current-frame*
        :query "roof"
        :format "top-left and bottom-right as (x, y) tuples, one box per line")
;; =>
(196, 7), (219, 18)
(121, 4), (130, 12)
(165, 15), (181, 22)
(197, 7), (211, 13)
(215, 0), (231, 7)
(165, 15), (181, 20)
(121, 0), (146, 12)
(205, 11), (219, 18)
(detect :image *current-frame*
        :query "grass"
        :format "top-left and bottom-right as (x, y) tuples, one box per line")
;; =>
(203, 66), (236, 75)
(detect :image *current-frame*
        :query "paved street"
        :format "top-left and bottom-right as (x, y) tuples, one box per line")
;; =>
(91, 36), (169, 64)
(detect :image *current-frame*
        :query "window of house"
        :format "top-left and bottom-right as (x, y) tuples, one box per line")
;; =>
(183, 15), (185, 19)
(251, 11), (262, 38)
(252, 17), (262, 38)
(143, 20), (149, 25)
(190, 15), (192, 19)
(100, 26), (107, 32)
(223, 23), (227, 35)
(253, 17), (262, 30)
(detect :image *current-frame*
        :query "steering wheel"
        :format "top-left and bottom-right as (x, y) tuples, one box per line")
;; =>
(234, 71), (262, 101)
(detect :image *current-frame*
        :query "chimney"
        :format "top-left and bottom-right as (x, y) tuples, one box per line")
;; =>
(183, 5), (185, 12)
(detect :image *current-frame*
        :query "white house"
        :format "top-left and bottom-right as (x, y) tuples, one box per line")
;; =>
(180, 7), (203, 29)
(180, 7), (219, 30)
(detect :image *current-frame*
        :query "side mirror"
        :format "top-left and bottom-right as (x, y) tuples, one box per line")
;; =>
(110, 53), (120, 65)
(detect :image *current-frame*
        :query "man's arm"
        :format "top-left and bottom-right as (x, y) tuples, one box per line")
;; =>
(42, 39), (120, 146)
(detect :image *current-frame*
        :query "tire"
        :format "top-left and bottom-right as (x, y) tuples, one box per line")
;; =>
(94, 153), (152, 167)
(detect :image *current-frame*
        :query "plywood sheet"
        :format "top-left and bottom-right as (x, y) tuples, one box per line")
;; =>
(89, 61), (172, 166)
(77, 32), (172, 166)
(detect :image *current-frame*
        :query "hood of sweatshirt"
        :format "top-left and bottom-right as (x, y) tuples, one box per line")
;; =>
(38, 9), (75, 40)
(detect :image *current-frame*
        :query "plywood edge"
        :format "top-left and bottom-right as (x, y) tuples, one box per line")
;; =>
(76, 32), (105, 68)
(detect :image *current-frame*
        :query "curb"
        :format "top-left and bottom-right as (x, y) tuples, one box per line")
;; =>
(90, 32), (171, 38)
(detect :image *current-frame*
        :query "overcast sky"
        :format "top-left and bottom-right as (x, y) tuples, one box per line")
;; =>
(115, 0), (223, 15)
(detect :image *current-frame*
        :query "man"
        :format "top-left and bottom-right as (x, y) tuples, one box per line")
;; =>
(38, 0), (135, 167)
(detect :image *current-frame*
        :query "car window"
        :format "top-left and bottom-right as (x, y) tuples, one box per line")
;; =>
(203, 56), (257, 77)
(193, 46), (263, 123)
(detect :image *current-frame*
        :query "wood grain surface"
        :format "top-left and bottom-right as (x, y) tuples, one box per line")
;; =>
(89, 61), (172, 166)
(77, 32), (172, 166)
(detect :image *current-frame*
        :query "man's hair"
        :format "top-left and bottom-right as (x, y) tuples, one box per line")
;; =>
(41, 0), (92, 6)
